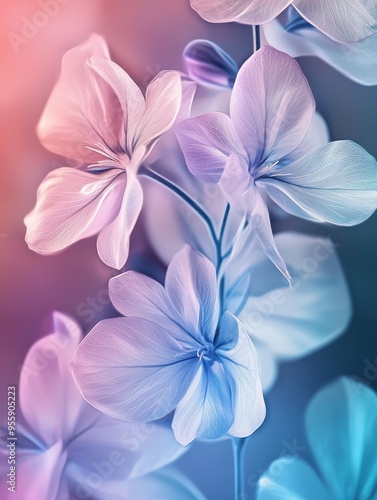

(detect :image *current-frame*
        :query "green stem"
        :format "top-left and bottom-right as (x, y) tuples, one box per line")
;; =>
(232, 437), (247, 500)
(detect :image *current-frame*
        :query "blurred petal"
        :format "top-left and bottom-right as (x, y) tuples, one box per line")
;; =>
(126, 467), (206, 500)
(20, 312), (84, 445)
(96, 171), (143, 269)
(71, 317), (197, 422)
(258, 141), (377, 226)
(7, 443), (68, 500)
(257, 457), (331, 500)
(172, 362), (233, 445)
(217, 312), (266, 437)
(231, 46), (314, 167)
(294, 0), (377, 42)
(190, 0), (291, 24)
(306, 377), (377, 499)
(240, 233), (351, 359)
(183, 39), (238, 89)
(264, 18), (377, 86)
(255, 342), (278, 392)
(25, 168), (125, 255)
(37, 34), (125, 164)
(165, 246), (219, 342)
(177, 112), (244, 182)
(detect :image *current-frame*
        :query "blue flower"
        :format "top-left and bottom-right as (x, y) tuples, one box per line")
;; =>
(72, 246), (266, 446)
(257, 377), (377, 499)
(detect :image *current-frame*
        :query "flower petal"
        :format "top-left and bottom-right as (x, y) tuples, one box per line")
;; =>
(96, 171), (143, 269)
(177, 112), (244, 182)
(24, 168), (125, 255)
(2, 442), (68, 500)
(230, 46), (315, 168)
(183, 39), (238, 89)
(134, 71), (184, 151)
(190, 0), (291, 24)
(220, 154), (291, 281)
(71, 317), (198, 423)
(293, 0), (377, 43)
(305, 377), (377, 499)
(239, 233), (351, 359)
(37, 34), (124, 164)
(257, 457), (331, 500)
(217, 312), (266, 437)
(126, 467), (206, 500)
(258, 140), (377, 226)
(172, 362), (234, 445)
(19, 312), (84, 445)
(264, 18), (377, 86)
(165, 246), (219, 343)
(86, 55), (145, 156)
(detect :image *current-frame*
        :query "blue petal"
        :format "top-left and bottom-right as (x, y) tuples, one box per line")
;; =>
(258, 140), (377, 226)
(183, 39), (238, 89)
(306, 377), (377, 499)
(239, 232), (351, 360)
(257, 457), (332, 499)
(264, 18), (377, 86)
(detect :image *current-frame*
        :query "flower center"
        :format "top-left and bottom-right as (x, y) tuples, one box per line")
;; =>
(196, 344), (215, 362)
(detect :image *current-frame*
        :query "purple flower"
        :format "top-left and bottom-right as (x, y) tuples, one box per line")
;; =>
(177, 46), (377, 279)
(72, 246), (266, 446)
(0, 312), (200, 499)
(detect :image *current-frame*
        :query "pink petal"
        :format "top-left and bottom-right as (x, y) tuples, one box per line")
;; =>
(37, 34), (125, 165)
(134, 71), (184, 152)
(3, 442), (67, 500)
(190, 0), (291, 24)
(19, 313), (84, 446)
(230, 46), (315, 168)
(96, 171), (143, 269)
(87, 56), (145, 156)
(25, 167), (125, 255)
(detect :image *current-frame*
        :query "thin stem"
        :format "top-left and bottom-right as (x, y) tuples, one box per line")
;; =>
(139, 166), (218, 247)
(252, 25), (261, 53)
(219, 203), (230, 253)
(232, 437), (247, 499)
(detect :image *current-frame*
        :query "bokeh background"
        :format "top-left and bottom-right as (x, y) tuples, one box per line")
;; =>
(1, 1), (377, 498)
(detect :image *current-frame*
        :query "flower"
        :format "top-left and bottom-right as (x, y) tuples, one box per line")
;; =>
(177, 46), (377, 279)
(0, 312), (202, 500)
(223, 231), (351, 390)
(72, 246), (266, 446)
(264, 9), (377, 86)
(190, 0), (377, 43)
(257, 377), (377, 499)
(24, 34), (196, 269)
(183, 39), (238, 89)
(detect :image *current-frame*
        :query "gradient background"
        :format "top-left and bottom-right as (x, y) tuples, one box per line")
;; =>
(1, 1), (377, 498)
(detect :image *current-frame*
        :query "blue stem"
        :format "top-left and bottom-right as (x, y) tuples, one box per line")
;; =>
(252, 25), (261, 53)
(232, 437), (247, 499)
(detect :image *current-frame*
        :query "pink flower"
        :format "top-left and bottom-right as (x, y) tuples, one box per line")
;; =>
(25, 34), (195, 269)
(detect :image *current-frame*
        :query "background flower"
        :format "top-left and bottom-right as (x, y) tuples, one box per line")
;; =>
(0, 311), (196, 499)
(257, 377), (377, 499)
